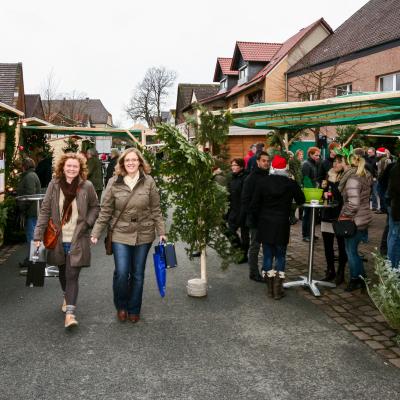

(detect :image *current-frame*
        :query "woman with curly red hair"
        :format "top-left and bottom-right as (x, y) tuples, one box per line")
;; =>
(34, 153), (99, 329)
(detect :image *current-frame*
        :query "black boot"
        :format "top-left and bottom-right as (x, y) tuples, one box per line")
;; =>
(335, 265), (345, 285)
(273, 274), (285, 300)
(345, 278), (365, 292)
(321, 268), (336, 282)
(264, 275), (274, 298)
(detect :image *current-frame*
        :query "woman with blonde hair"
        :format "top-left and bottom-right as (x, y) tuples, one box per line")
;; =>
(34, 153), (100, 329)
(91, 148), (166, 323)
(338, 152), (372, 291)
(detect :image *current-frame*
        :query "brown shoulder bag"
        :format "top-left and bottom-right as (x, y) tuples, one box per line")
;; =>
(43, 203), (72, 250)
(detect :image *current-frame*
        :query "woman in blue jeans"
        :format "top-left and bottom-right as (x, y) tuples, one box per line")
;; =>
(338, 152), (373, 291)
(91, 148), (166, 323)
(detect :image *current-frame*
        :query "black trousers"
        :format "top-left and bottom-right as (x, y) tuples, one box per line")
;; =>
(322, 231), (347, 273)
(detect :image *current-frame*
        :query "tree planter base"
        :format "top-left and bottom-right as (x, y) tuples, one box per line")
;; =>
(187, 278), (207, 297)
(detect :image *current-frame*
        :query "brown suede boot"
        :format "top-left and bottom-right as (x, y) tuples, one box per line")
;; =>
(273, 273), (285, 300)
(265, 276), (274, 298)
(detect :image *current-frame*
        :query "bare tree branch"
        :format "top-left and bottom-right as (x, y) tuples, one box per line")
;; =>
(126, 66), (176, 128)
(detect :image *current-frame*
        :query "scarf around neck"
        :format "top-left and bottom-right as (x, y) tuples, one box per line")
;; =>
(60, 176), (79, 223)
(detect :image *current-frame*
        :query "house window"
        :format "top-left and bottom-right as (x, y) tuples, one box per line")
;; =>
(238, 66), (248, 84)
(246, 90), (264, 106)
(336, 83), (352, 96)
(299, 93), (316, 102)
(220, 78), (227, 91)
(379, 73), (400, 91)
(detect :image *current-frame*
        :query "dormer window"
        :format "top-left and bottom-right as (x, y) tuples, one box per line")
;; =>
(220, 78), (228, 91)
(238, 65), (248, 85)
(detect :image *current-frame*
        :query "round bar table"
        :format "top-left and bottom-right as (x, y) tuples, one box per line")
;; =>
(16, 194), (59, 277)
(284, 201), (337, 297)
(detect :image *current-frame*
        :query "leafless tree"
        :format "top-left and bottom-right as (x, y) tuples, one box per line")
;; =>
(59, 90), (89, 125)
(126, 66), (176, 128)
(287, 59), (361, 143)
(41, 69), (60, 122)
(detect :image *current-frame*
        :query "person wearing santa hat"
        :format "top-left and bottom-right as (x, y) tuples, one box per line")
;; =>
(250, 155), (305, 299)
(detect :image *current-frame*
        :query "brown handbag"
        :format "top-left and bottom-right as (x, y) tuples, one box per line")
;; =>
(43, 203), (72, 250)
(104, 188), (137, 255)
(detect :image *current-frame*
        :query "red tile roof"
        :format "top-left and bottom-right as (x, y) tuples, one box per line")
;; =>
(218, 58), (238, 76)
(227, 18), (332, 98)
(234, 42), (282, 64)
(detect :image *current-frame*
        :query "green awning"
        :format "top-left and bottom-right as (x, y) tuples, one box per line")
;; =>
(22, 125), (142, 141)
(358, 121), (400, 136)
(230, 92), (400, 130)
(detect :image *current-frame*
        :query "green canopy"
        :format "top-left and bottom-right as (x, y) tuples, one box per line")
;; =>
(22, 125), (142, 141)
(358, 121), (400, 136)
(231, 92), (400, 130)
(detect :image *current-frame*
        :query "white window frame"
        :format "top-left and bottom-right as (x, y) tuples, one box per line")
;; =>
(238, 65), (248, 84)
(220, 78), (227, 91)
(336, 83), (352, 96)
(379, 72), (400, 92)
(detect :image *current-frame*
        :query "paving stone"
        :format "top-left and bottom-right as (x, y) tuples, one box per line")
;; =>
(382, 329), (396, 338)
(359, 305), (375, 312)
(383, 341), (396, 348)
(332, 305), (347, 313)
(359, 316), (375, 323)
(391, 347), (400, 356)
(353, 331), (371, 340)
(355, 322), (369, 328)
(333, 317), (348, 324)
(361, 327), (380, 336)
(376, 349), (398, 359)
(343, 324), (358, 331)
(373, 314), (386, 322)
(365, 340), (385, 350)
(389, 358), (400, 368)
(372, 335), (390, 342)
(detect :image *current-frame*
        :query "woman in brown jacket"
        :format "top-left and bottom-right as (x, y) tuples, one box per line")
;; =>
(34, 153), (99, 329)
(90, 148), (166, 323)
(338, 153), (372, 292)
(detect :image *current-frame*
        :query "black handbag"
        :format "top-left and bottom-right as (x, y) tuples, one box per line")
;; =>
(332, 220), (357, 238)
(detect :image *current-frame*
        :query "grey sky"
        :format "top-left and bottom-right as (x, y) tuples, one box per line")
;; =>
(3, 0), (368, 127)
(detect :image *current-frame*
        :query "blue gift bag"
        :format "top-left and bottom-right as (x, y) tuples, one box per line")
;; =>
(153, 243), (167, 297)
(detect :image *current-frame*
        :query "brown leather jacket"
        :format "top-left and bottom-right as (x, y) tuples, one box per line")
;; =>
(34, 178), (100, 267)
(91, 172), (165, 246)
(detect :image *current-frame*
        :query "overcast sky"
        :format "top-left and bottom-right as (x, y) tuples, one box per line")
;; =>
(3, 0), (368, 127)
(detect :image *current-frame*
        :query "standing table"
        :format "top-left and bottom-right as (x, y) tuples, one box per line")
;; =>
(284, 202), (337, 296)
(16, 194), (59, 277)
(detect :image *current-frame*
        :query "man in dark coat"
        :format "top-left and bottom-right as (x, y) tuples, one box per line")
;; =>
(318, 142), (340, 184)
(301, 146), (320, 241)
(227, 158), (248, 263)
(246, 142), (265, 172)
(250, 155), (305, 299)
(35, 154), (53, 188)
(87, 148), (103, 200)
(104, 149), (119, 187)
(241, 151), (270, 282)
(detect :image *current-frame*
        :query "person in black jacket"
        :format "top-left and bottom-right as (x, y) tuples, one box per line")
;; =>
(302, 146), (321, 241)
(35, 153), (53, 189)
(227, 158), (248, 263)
(241, 151), (270, 282)
(318, 142), (340, 185)
(104, 149), (119, 187)
(320, 155), (347, 284)
(387, 159), (400, 269)
(250, 155), (305, 299)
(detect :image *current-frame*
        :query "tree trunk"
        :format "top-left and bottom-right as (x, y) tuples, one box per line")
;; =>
(200, 247), (207, 282)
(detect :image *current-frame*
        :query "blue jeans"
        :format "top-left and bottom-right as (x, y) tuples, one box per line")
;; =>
(377, 182), (387, 213)
(262, 243), (287, 272)
(387, 207), (400, 269)
(344, 230), (368, 279)
(371, 180), (378, 209)
(25, 217), (37, 243)
(112, 242), (152, 315)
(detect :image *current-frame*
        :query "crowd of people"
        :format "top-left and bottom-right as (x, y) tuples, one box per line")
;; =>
(13, 140), (400, 328)
(224, 142), (400, 298)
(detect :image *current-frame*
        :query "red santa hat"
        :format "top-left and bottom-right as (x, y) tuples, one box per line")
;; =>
(376, 147), (386, 156)
(271, 155), (287, 170)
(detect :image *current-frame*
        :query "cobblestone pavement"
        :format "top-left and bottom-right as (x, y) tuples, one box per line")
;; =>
(0, 244), (20, 266)
(285, 212), (400, 368)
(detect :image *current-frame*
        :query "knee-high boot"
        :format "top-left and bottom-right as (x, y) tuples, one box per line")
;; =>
(263, 270), (276, 298)
(273, 272), (285, 300)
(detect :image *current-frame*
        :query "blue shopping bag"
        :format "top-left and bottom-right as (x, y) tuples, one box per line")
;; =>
(153, 243), (167, 297)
